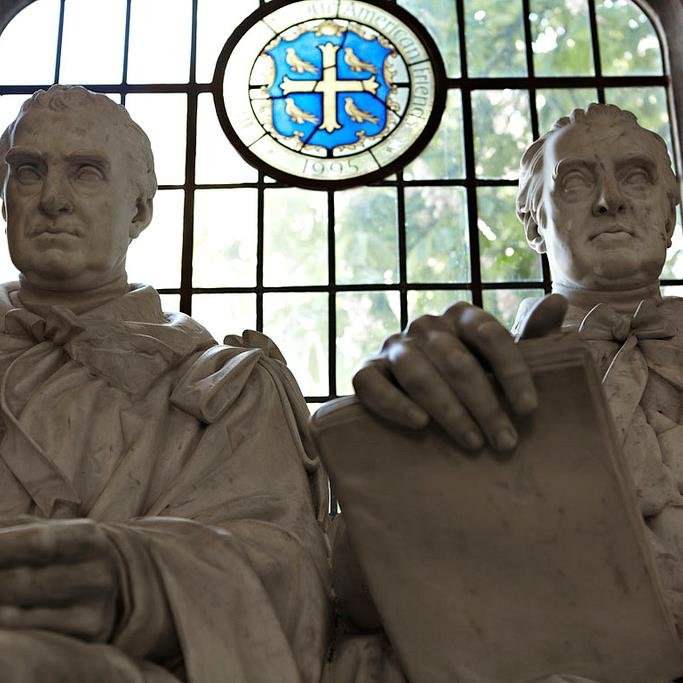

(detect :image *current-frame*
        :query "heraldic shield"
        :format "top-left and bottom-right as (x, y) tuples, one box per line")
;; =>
(265, 24), (396, 152)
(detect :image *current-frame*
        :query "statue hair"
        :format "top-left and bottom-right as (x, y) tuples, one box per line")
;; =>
(516, 102), (680, 252)
(0, 85), (157, 204)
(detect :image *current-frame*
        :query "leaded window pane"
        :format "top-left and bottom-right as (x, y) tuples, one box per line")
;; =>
(465, 0), (527, 77)
(407, 289), (472, 319)
(403, 90), (465, 181)
(536, 87), (599, 132)
(405, 187), (470, 283)
(59, 0), (126, 84)
(263, 292), (328, 396)
(335, 187), (399, 286)
(263, 188), (328, 288)
(472, 89), (532, 179)
(195, 93), (258, 184)
(192, 293), (257, 343)
(478, 187), (543, 283)
(0, 0), (59, 84)
(127, 0), (193, 83)
(125, 93), (188, 186)
(398, 0), (460, 76)
(193, 189), (258, 287)
(530, 0), (594, 77)
(336, 291), (401, 395)
(195, 0), (259, 83)
(596, 0), (663, 76)
(127, 190), (184, 289)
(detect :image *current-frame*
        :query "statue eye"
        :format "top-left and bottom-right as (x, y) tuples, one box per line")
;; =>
(623, 167), (650, 186)
(561, 170), (593, 194)
(14, 164), (41, 183)
(74, 164), (104, 182)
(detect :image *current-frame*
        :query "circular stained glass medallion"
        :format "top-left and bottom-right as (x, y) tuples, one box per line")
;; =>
(213, 0), (447, 190)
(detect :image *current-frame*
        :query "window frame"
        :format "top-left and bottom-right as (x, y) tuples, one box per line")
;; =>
(0, 0), (679, 141)
(0, 0), (680, 404)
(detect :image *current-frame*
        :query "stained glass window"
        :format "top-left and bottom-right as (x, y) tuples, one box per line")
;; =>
(0, 0), (679, 410)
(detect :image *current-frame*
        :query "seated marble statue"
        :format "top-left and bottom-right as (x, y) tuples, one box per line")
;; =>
(0, 84), (331, 682)
(336, 103), (683, 682)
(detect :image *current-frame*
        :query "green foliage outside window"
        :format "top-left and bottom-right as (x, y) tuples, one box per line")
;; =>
(0, 0), (676, 400)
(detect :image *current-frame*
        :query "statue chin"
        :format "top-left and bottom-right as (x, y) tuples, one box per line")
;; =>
(552, 253), (667, 294)
(590, 261), (665, 291)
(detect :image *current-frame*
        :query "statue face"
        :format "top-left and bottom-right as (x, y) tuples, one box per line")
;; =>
(537, 118), (673, 291)
(2, 107), (142, 291)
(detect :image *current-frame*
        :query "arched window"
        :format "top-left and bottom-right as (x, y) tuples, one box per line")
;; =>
(0, 0), (680, 405)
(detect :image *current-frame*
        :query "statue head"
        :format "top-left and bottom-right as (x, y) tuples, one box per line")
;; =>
(516, 103), (680, 292)
(0, 85), (157, 292)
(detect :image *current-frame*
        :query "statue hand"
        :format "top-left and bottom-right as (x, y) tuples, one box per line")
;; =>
(0, 519), (119, 643)
(353, 294), (567, 451)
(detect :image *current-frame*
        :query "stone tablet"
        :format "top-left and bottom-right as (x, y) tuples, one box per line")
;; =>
(312, 332), (683, 683)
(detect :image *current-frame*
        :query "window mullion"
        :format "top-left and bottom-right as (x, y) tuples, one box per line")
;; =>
(179, 0), (200, 315)
(587, 0), (606, 102)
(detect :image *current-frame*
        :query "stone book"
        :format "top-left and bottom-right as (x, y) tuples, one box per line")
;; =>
(311, 333), (683, 683)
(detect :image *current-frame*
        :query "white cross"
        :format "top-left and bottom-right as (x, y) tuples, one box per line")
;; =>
(281, 43), (379, 133)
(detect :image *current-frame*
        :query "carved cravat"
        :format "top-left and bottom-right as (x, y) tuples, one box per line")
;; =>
(578, 299), (675, 344)
(577, 299), (681, 452)
(0, 292), (216, 519)
(3, 303), (213, 397)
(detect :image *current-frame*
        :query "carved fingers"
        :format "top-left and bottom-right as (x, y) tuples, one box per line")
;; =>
(0, 603), (115, 642)
(354, 301), (538, 451)
(0, 520), (118, 643)
(353, 356), (431, 429)
(444, 303), (538, 415)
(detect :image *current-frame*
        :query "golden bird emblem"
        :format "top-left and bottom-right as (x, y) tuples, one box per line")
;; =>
(344, 97), (379, 124)
(285, 47), (319, 74)
(343, 47), (377, 74)
(285, 98), (319, 124)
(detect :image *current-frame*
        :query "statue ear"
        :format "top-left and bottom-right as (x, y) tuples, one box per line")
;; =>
(130, 196), (153, 240)
(665, 205), (676, 249)
(524, 214), (546, 254)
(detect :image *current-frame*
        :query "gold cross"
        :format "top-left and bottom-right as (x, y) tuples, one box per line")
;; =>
(281, 43), (379, 133)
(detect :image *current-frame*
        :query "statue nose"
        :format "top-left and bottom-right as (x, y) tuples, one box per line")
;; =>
(592, 175), (625, 217)
(39, 175), (74, 216)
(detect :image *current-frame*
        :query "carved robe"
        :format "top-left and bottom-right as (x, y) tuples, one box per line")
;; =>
(0, 282), (331, 682)
(560, 296), (683, 628)
(514, 294), (683, 660)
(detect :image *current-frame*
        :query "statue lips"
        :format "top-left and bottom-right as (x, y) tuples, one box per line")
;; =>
(590, 224), (636, 242)
(30, 225), (83, 252)
(30, 223), (83, 238)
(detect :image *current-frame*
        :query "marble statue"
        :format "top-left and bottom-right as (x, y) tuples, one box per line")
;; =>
(0, 84), (331, 682)
(340, 103), (683, 682)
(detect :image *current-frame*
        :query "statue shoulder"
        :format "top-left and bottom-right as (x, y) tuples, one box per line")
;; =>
(660, 295), (683, 335)
(170, 329), (292, 424)
(511, 296), (545, 336)
(222, 329), (288, 364)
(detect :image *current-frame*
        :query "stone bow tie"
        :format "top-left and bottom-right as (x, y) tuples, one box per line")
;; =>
(576, 298), (679, 448)
(578, 299), (675, 343)
(3, 304), (207, 397)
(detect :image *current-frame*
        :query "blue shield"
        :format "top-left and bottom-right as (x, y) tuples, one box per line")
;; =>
(266, 27), (394, 150)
